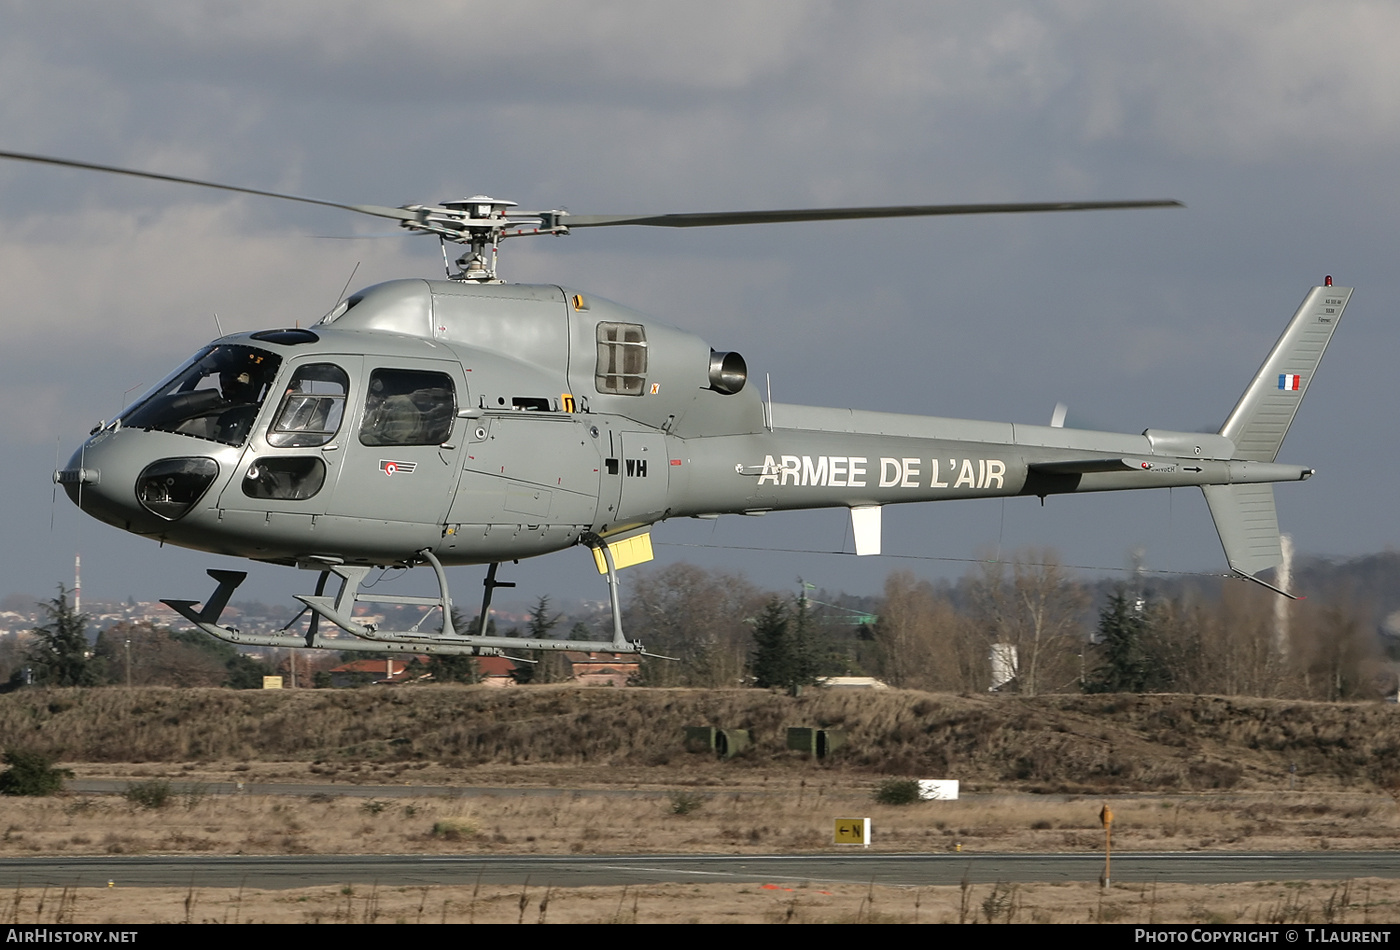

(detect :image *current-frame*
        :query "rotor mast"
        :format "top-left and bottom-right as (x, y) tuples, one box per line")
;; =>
(396, 196), (613, 282)
(403, 195), (555, 281)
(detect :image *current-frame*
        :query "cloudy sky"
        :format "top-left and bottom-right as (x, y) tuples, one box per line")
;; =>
(2, 1), (1396, 611)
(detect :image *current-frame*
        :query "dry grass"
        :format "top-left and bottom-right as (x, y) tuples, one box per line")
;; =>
(5, 686), (1400, 923)
(3, 783), (1400, 856)
(6, 878), (1400, 924)
(4, 686), (1400, 794)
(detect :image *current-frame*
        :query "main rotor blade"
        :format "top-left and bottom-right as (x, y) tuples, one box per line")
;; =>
(0, 149), (1182, 237)
(0, 149), (414, 222)
(561, 200), (1182, 229)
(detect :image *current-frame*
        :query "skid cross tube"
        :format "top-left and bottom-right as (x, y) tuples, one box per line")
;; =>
(164, 570), (502, 655)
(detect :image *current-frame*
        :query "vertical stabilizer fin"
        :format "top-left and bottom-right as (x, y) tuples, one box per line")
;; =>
(1201, 482), (1289, 587)
(1219, 284), (1351, 461)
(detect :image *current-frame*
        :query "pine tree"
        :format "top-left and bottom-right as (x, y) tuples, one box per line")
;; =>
(513, 596), (566, 684)
(26, 587), (101, 687)
(1084, 590), (1167, 693)
(751, 596), (819, 693)
(527, 596), (561, 640)
(788, 591), (819, 688)
(750, 599), (792, 689)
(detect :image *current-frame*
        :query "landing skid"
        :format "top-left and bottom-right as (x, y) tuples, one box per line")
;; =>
(162, 543), (644, 656)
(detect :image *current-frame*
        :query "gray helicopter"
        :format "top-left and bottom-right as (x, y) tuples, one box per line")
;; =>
(4, 151), (1348, 660)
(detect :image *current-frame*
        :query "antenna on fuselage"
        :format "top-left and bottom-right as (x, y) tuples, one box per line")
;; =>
(765, 373), (774, 432)
(333, 261), (361, 310)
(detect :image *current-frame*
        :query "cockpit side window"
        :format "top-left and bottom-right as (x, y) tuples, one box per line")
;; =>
(120, 345), (282, 447)
(358, 369), (456, 446)
(267, 363), (349, 447)
(595, 322), (647, 395)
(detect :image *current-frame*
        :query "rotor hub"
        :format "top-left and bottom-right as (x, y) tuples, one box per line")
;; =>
(440, 195), (518, 218)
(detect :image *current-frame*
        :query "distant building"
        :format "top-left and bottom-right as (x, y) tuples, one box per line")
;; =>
(817, 676), (889, 690)
(563, 651), (638, 687)
(476, 655), (517, 687)
(322, 651), (639, 688)
(328, 656), (424, 688)
(989, 643), (1018, 692)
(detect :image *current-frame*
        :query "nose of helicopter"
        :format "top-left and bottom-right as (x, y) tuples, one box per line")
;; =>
(54, 429), (223, 535)
(54, 433), (141, 531)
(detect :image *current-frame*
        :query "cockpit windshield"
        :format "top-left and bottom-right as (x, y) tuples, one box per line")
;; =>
(121, 345), (283, 447)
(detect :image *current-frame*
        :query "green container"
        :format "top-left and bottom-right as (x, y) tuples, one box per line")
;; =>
(684, 726), (717, 753)
(715, 728), (750, 759)
(786, 727), (847, 758)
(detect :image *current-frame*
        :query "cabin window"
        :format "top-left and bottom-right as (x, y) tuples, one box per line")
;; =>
(358, 369), (456, 446)
(120, 344), (282, 447)
(267, 363), (349, 447)
(595, 322), (647, 396)
(241, 456), (327, 500)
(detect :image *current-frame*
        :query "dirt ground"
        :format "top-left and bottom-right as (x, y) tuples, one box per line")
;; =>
(1, 728), (1398, 925)
(10, 878), (1400, 925)
(3, 762), (1398, 857)
(4, 766), (1400, 923)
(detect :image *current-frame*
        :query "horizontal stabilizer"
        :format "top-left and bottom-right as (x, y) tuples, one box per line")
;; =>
(1201, 483), (1283, 578)
(1029, 457), (1171, 475)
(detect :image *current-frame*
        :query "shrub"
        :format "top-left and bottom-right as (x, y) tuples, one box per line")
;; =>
(430, 819), (476, 841)
(873, 778), (922, 805)
(668, 791), (707, 815)
(0, 749), (71, 796)
(182, 782), (209, 810)
(124, 779), (172, 809)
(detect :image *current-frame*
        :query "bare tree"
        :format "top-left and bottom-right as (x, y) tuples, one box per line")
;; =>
(1200, 584), (1289, 697)
(93, 621), (226, 687)
(1291, 599), (1382, 701)
(625, 564), (765, 687)
(872, 572), (981, 691)
(1141, 584), (1382, 700)
(963, 550), (1089, 695)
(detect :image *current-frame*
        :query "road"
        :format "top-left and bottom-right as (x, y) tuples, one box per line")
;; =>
(1, 852), (1394, 890)
(66, 779), (654, 799)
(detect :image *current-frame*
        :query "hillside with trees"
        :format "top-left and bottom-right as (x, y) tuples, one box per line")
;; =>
(3, 550), (1397, 702)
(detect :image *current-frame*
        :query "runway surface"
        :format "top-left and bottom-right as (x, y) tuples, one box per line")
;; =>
(1, 852), (1395, 889)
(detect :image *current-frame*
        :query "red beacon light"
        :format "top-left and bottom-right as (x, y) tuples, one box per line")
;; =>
(1325, 275), (1333, 286)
